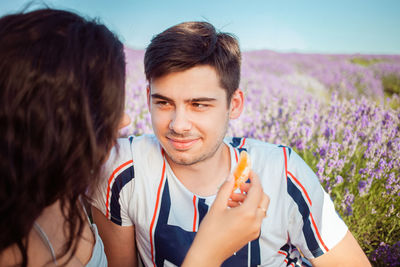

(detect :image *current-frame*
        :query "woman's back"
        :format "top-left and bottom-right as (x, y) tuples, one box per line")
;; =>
(0, 8), (125, 266)
(0, 201), (100, 266)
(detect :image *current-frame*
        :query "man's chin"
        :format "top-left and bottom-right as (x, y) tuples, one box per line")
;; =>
(166, 154), (195, 166)
(164, 150), (203, 166)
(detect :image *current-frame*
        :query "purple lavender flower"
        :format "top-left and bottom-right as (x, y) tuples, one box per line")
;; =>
(123, 47), (400, 264)
(370, 241), (400, 266)
(335, 175), (343, 184)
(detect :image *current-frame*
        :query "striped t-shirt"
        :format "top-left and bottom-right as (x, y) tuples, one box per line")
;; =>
(91, 134), (348, 267)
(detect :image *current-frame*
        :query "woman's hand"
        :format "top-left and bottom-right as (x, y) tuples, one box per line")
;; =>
(182, 170), (269, 267)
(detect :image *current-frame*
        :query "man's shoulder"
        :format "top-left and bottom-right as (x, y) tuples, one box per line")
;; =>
(225, 136), (289, 157)
(118, 133), (157, 145)
(116, 134), (160, 153)
(106, 134), (161, 167)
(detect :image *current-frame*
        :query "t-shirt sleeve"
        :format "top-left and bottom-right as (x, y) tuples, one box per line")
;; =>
(284, 147), (348, 260)
(91, 137), (135, 226)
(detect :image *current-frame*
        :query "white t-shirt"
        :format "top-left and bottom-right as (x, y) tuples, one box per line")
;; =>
(92, 134), (348, 267)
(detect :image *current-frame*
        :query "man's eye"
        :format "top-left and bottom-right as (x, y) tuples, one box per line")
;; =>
(155, 101), (169, 106)
(192, 103), (208, 109)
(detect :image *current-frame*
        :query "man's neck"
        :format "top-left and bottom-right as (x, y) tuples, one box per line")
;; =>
(166, 143), (231, 197)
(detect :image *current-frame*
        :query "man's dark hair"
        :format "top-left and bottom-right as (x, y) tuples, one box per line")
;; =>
(0, 8), (125, 266)
(144, 21), (241, 101)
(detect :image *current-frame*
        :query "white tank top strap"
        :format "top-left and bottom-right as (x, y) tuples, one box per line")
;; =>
(33, 199), (107, 267)
(33, 222), (58, 265)
(79, 196), (92, 224)
(79, 196), (108, 267)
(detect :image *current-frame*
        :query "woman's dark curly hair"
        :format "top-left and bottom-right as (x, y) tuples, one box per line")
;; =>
(0, 8), (125, 266)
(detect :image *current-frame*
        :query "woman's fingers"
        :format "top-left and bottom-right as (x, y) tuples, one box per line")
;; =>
(212, 174), (235, 210)
(241, 170), (263, 209)
(215, 170), (270, 222)
(260, 192), (270, 213)
(228, 200), (241, 207)
(256, 193), (270, 219)
(239, 170), (270, 222)
(230, 193), (247, 202)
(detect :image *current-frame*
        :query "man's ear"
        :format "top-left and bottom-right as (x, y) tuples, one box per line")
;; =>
(146, 85), (151, 112)
(229, 89), (244, 119)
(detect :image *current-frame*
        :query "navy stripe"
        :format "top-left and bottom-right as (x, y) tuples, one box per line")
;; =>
(250, 238), (261, 266)
(156, 179), (171, 225)
(287, 178), (323, 257)
(154, 179), (197, 266)
(279, 243), (291, 253)
(230, 137), (247, 154)
(110, 165), (134, 225)
(230, 137), (242, 147)
(155, 179), (172, 267)
(197, 198), (208, 225)
(221, 243), (249, 267)
(229, 138), (247, 153)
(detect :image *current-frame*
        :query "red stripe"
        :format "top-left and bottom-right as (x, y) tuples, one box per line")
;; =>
(233, 148), (238, 162)
(278, 251), (287, 256)
(288, 171), (313, 206)
(105, 160), (133, 218)
(310, 211), (329, 252)
(192, 195), (197, 231)
(149, 157), (166, 267)
(239, 137), (246, 149)
(282, 147), (288, 180)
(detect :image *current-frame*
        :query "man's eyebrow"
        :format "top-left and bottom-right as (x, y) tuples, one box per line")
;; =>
(151, 93), (172, 101)
(190, 97), (217, 102)
(151, 94), (217, 103)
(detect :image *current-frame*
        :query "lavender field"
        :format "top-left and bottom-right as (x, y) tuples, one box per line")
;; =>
(122, 48), (400, 266)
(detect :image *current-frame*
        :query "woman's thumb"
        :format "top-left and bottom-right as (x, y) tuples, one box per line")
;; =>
(213, 174), (235, 210)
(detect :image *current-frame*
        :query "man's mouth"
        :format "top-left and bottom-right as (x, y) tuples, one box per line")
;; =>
(167, 137), (199, 150)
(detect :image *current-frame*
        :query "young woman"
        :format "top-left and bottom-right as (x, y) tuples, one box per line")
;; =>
(0, 8), (268, 267)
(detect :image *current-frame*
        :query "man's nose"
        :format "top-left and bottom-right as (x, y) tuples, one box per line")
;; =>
(169, 108), (192, 134)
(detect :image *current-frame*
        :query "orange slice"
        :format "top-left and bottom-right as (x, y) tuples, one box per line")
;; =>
(233, 151), (251, 190)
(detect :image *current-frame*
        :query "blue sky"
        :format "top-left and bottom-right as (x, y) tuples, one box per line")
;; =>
(1, 0), (400, 54)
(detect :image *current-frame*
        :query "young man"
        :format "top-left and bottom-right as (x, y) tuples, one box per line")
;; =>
(92, 22), (370, 266)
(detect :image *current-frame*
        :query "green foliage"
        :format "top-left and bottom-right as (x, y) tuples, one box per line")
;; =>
(350, 57), (384, 67)
(382, 74), (400, 96)
(385, 94), (400, 110)
(342, 169), (400, 256)
(300, 147), (400, 260)
(293, 106), (400, 264)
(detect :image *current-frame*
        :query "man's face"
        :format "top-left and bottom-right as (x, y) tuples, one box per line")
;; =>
(148, 65), (242, 166)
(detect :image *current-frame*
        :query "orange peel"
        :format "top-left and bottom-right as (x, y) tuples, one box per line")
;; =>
(233, 151), (251, 190)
